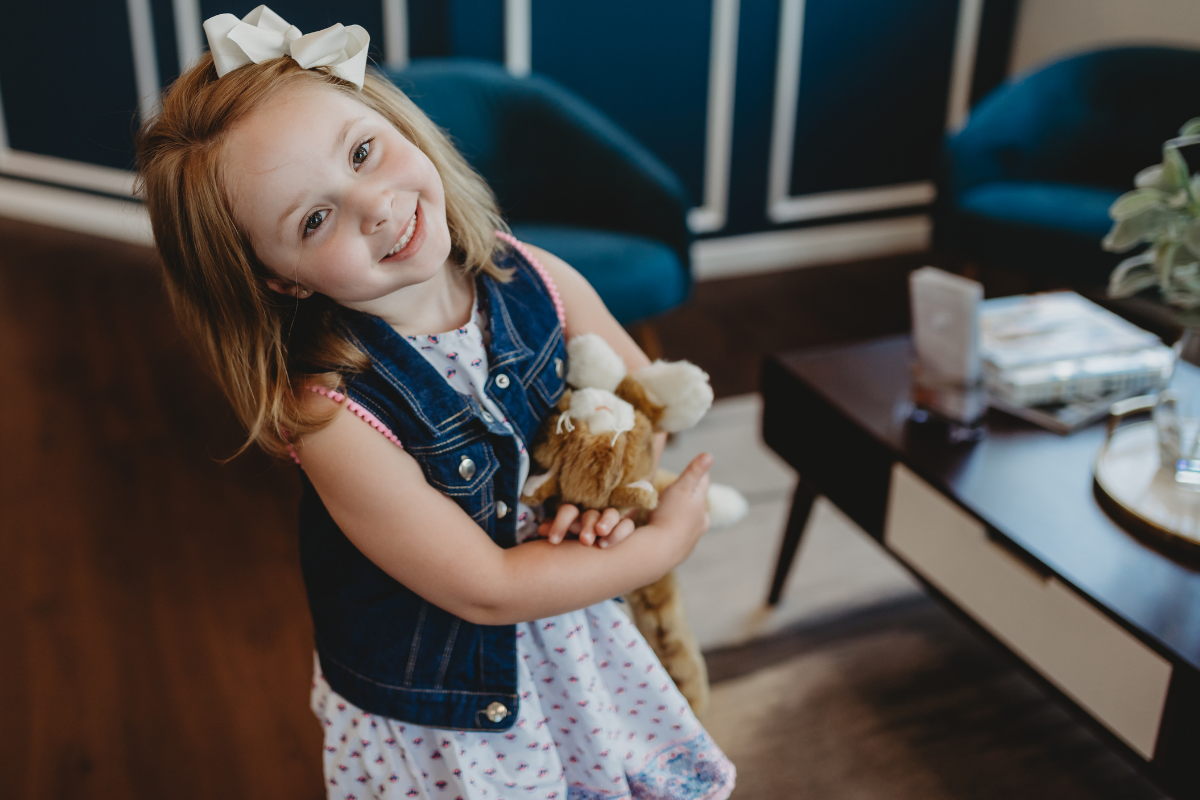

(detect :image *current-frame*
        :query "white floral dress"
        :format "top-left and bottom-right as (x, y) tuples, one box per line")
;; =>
(310, 300), (735, 800)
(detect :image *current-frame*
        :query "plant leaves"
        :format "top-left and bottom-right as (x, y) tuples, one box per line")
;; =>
(1109, 188), (1167, 220)
(1165, 287), (1200, 310)
(1181, 118), (1200, 137)
(1103, 209), (1169, 251)
(1135, 164), (1166, 190)
(1157, 241), (1181, 284)
(1108, 251), (1157, 297)
(1163, 147), (1190, 192)
(1185, 218), (1200, 258)
(1111, 270), (1159, 298)
(1167, 188), (1192, 209)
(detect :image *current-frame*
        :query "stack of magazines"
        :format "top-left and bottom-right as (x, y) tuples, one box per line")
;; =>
(981, 292), (1174, 433)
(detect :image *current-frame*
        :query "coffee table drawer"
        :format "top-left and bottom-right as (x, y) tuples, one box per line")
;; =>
(884, 463), (1173, 760)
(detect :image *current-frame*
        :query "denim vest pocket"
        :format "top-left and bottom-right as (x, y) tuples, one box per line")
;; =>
(531, 359), (566, 410)
(408, 430), (498, 498)
(525, 335), (567, 419)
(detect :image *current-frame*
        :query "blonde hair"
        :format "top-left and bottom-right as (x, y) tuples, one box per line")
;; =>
(136, 53), (510, 459)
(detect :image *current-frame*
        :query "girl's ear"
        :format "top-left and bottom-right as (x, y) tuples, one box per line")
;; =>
(265, 277), (313, 298)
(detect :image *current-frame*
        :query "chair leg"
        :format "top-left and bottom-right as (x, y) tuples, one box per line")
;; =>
(767, 478), (819, 606)
(629, 322), (665, 362)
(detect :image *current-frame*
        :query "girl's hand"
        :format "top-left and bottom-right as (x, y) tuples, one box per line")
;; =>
(537, 505), (637, 547)
(648, 453), (713, 559)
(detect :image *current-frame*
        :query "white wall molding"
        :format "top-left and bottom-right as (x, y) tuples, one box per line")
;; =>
(765, 0), (807, 224)
(505, 0), (532, 77)
(0, 79), (8, 152)
(946, 0), (985, 132)
(0, 151), (137, 197)
(767, 0), (981, 224)
(173, 0), (204, 72)
(770, 181), (936, 223)
(691, 214), (931, 280)
(383, 0), (410, 69)
(126, 0), (163, 120)
(0, 177), (152, 247)
(687, 0), (740, 235)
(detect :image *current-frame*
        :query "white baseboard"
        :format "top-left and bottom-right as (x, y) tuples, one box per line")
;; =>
(0, 177), (153, 247)
(691, 214), (931, 281)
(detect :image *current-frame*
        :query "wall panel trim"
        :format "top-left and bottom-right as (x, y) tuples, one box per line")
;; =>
(687, 0), (740, 235)
(0, 177), (152, 246)
(770, 181), (936, 223)
(173, 0), (204, 72)
(0, 152), (137, 198)
(0, 79), (8, 152)
(767, 0), (979, 224)
(127, 0), (163, 120)
(692, 214), (931, 280)
(383, 0), (410, 69)
(946, 0), (985, 132)
(505, 0), (532, 77)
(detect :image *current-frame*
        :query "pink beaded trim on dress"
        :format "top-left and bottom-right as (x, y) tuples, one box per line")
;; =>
(287, 386), (403, 464)
(494, 231), (567, 330)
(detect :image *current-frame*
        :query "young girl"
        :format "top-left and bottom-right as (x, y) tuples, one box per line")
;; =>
(137, 8), (734, 799)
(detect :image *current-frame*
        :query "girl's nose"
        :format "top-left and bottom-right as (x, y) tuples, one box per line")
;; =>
(358, 185), (395, 235)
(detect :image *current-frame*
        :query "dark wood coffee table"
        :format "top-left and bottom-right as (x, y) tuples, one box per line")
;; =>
(761, 334), (1200, 799)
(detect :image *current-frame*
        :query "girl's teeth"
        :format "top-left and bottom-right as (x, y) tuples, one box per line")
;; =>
(387, 212), (418, 257)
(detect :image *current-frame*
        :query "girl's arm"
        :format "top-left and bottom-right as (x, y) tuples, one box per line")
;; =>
(522, 244), (669, 545)
(295, 391), (712, 627)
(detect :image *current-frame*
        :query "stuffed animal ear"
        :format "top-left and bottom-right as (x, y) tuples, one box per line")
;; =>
(566, 334), (626, 392)
(632, 361), (714, 433)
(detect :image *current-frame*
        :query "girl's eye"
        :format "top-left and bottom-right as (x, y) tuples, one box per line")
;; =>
(303, 209), (328, 237)
(352, 138), (373, 170)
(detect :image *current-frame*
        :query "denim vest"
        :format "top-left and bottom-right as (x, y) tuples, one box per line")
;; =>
(297, 246), (567, 730)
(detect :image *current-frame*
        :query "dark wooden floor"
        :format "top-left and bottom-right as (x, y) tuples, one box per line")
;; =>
(0, 217), (1032, 799)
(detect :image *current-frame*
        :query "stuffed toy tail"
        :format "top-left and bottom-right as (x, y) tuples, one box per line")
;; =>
(624, 468), (748, 717)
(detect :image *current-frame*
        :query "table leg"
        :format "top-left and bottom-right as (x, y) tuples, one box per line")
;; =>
(767, 478), (819, 606)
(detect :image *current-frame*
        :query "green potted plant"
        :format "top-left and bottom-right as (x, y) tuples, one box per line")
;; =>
(1106, 119), (1200, 474)
(1105, 117), (1200, 321)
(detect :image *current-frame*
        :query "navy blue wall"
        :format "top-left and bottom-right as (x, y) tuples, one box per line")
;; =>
(0, 0), (1018, 236)
(0, 0), (143, 171)
(789, 0), (959, 195)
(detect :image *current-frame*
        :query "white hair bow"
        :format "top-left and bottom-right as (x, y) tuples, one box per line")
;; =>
(202, 5), (371, 90)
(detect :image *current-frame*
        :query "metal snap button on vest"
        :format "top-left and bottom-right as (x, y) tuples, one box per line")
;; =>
(495, 374), (511, 389)
(485, 701), (508, 723)
(496, 501), (508, 519)
(458, 455), (476, 481)
(482, 410), (494, 423)
(555, 358), (564, 378)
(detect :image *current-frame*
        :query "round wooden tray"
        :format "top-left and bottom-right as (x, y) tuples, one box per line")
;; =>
(1094, 419), (1200, 559)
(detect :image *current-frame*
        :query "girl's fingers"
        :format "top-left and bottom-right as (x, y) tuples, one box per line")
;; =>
(545, 505), (580, 544)
(578, 509), (601, 546)
(598, 517), (636, 548)
(594, 508), (622, 537)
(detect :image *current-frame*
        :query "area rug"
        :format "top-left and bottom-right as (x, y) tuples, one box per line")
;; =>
(701, 597), (1164, 799)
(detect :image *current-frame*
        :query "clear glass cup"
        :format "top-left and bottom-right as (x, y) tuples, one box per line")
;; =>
(1155, 389), (1200, 489)
(1154, 328), (1200, 488)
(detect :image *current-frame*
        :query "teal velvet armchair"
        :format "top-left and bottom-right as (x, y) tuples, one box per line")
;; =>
(386, 59), (693, 325)
(935, 46), (1200, 286)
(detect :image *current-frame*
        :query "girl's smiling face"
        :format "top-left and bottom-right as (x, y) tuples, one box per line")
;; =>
(223, 81), (454, 310)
